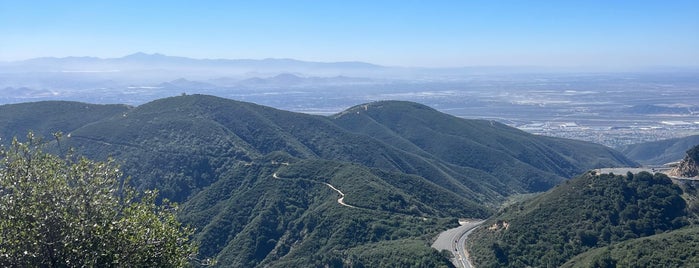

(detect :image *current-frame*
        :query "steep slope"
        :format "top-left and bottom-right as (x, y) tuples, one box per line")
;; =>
(6, 94), (637, 266)
(61, 95), (497, 207)
(180, 154), (469, 267)
(48, 96), (479, 265)
(668, 144), (699, 178)
(60, 96), (636, 205)
(468, 171), (688, 267)
(0, 101), (129, 144)
(619, 134), (699, 165)
(562, 226), (699, 267)
(333, 101), (636, 192)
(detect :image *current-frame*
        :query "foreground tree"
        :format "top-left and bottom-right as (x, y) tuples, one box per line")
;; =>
(0, 133), (197, 267)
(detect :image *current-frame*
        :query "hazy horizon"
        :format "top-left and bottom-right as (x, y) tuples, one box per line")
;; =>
(2, 1), (698, 68)
(2, 52), (699, 71)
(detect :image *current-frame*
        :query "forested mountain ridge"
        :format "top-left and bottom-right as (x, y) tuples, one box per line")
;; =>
(179, 155), (469, 266)
(0, 94), (638, 266)
(59, 95), (507, 205)
(468, 171), (690, 267)
(0, 100), (129, 144)
(561, 226), (699, 267)
(47, 95), (637, 205)
(334, 101), (636, 189)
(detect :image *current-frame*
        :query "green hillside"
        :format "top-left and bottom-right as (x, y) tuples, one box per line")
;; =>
(562, 226), (699, 267)
(0, 101), (129, 144)
(57, 96), (637, 206)
(60, 95), (499, 205)
(468, 171), (688, 267)
(180, 155), (464, 266)
(1, 94), (640, 266)
(619, 134), (699, 165)
(334, 101), (636, 193)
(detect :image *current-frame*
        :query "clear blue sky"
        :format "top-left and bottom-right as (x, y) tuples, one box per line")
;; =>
(1, 0), (697, 67)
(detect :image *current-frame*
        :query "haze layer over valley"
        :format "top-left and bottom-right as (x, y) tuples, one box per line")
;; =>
(2, 53), (698, 148)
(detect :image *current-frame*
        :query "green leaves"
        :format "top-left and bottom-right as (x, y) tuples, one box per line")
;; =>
(0, 134), (197, 267)
(469, 171), (689, 267)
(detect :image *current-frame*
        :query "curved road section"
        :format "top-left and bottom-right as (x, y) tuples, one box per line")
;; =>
(322, 182), (357, 208)
(273, 172), (357, 209)
(432, 219), (485, 268)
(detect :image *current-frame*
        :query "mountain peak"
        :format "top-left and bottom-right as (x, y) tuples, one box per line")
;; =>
(272, 73), (302, 79)
(121, 52), (170, 60)
(270, 73), (304, 82)
(336, 100), (437, 118)
(365, 100), (435, 110)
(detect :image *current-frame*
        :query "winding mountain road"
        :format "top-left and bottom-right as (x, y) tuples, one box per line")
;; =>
(273, 173), (357, 208)
(322, 182), (357, 208)
(273, 170), (487, 267)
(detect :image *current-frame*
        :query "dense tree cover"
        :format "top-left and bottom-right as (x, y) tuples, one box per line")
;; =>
(689, 144), (699, 162)
(333, 101), (636, 182)
(0, 95), (642, 267)
(342, 239), (455, 268)
(180, 155), (461, 267)
(562, 226), (699, 267)
(0, 134), (197, 267)
(275, 159), (491, 217)
(468, 171), (688, 267)
(0, 101), (129, 145)
(52, 95), (636, 206)
(677, 180), (699, 221)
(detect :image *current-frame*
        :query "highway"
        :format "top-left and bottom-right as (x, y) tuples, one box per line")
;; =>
(432, 219), (485, 268)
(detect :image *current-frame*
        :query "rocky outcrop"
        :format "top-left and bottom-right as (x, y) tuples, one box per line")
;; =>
(669, 145), (699, 178)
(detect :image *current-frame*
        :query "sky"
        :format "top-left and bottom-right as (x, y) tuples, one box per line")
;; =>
(1, 0), (698, 67)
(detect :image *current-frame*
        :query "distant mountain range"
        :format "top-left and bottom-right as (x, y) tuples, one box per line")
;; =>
(0, 53), (403, 105)
(7, 52), (382, 70)
(0, 52), (575, 76)
(0, 52), (389, 80)
(2, 52), (647, 88)
(0, 95), (637, 266)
